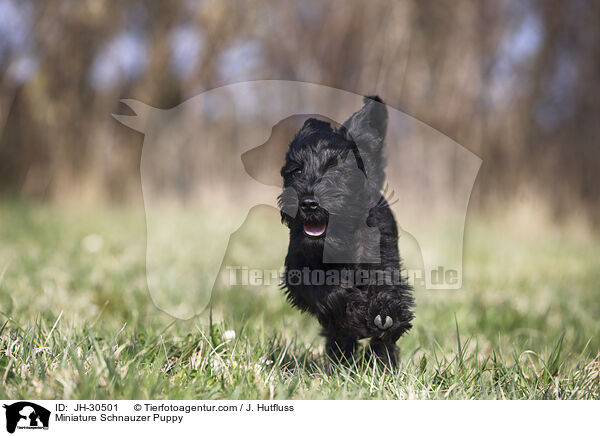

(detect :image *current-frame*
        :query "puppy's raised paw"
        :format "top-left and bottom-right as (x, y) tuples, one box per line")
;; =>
(374, 314), (393, 330)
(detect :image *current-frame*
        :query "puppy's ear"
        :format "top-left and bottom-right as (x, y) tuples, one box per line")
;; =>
(341, 96), (388, 153)
(296, 118), (333, 140)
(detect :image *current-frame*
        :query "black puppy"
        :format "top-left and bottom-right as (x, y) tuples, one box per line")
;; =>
(279, 96), (414, 367)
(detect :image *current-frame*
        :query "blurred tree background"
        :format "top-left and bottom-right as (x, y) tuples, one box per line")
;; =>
(0, 0), (598, 224)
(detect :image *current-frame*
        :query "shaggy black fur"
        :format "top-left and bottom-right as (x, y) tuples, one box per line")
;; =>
(279, 96), (414, 367)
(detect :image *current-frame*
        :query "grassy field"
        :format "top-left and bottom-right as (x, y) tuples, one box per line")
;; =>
(1, 201), (599, 399)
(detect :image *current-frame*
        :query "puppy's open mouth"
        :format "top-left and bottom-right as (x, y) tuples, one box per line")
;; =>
(303, 220), (327, 237)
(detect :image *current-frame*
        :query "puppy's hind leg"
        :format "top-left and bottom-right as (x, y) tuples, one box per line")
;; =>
(325, 336), (357, 365)
(369, 340), (398, 368)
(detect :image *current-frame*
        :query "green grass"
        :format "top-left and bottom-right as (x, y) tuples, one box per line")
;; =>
(1, 202), (599, 399)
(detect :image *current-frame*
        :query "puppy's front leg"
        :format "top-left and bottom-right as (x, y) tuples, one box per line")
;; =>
(367, 287), (413, 368)
(367, 287), (413, 340)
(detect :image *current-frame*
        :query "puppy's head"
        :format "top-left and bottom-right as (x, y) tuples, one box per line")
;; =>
(279, 96), (388, 251)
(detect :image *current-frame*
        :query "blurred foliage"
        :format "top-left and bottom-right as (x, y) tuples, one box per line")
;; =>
(0, 0), (599, 225)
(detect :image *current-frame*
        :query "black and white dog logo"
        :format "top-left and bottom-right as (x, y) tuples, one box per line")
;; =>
(2, 402), (50, 433)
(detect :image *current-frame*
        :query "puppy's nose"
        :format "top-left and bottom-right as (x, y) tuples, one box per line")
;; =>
(300, 198), (319, 211)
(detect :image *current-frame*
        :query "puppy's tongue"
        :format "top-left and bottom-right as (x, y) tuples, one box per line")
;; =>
(304, 221), (326, 236)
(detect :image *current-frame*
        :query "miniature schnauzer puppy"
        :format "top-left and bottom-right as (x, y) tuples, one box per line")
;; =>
(279, 96), (414, 367)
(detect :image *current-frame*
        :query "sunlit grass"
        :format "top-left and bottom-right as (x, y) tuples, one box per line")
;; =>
(0, 202), (599, 399)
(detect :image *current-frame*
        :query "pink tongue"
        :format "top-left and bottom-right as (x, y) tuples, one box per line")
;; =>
(304, 221), (326, 236)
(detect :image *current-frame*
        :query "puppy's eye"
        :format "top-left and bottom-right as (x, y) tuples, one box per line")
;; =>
(293, 169), (303, 176)
(325, 159), (339, 174)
